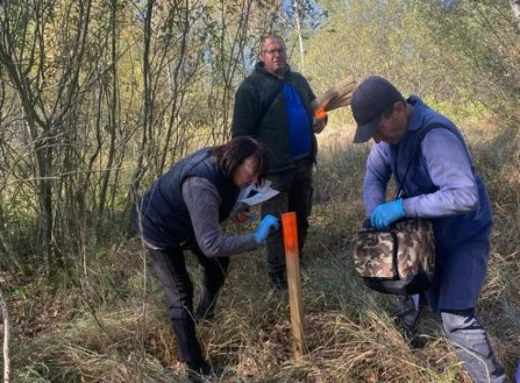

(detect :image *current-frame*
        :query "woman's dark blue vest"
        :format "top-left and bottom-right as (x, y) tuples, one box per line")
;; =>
(132, 148), (240, 248)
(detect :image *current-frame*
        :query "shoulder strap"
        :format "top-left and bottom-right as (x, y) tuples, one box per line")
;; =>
(257, 80), (286, 129)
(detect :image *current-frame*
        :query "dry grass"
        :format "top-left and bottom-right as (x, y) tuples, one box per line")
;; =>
(3, 118), (520, 382)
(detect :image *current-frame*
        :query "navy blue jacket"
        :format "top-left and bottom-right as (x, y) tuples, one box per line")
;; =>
(132, 148), (240, 249)
(363, 96), (492, 310)
(363, 96), (492, 249)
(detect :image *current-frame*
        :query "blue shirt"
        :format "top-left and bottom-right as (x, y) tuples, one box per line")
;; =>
(283, 83), (312, 157)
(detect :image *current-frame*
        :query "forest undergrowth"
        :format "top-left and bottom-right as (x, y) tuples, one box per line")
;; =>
(4, 120), (520, 383)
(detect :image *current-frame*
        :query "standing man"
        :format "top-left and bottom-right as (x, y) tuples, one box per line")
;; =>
(232, 34), (326, 289)
(351, 76), (505, 383)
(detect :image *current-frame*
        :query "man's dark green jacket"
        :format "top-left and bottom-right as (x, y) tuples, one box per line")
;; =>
(232, 62), (317, 173)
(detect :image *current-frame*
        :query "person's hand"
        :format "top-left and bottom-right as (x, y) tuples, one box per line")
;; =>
(230, 203), (255, 224)
(254, 214), (280, 243)
(312, 116), (327, 134)
(231, 209), (255, 224)
(370, 199), (405, 229)
(232, 211), (249, 223)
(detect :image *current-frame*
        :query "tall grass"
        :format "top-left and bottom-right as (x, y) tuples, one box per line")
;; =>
(4, 119), (520, 382)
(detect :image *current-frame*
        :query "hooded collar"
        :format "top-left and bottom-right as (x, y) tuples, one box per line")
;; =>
(255, 61), (290, 79)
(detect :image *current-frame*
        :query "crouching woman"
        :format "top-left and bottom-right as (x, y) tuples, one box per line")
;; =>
(131, 136), (279, 377)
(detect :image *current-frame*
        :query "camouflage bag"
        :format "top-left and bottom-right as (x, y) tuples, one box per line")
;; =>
(354, 218), (435, 295)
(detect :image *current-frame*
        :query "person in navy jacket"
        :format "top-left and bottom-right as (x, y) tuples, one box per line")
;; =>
(351, 76), (505, 383)
(132, 137), (279, 378)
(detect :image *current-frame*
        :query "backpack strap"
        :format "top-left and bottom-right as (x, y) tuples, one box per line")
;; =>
(256, 80), (286, 132)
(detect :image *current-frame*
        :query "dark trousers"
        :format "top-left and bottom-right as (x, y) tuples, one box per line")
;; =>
(261, 158), (313, 285)
(148, 245), (229, 368)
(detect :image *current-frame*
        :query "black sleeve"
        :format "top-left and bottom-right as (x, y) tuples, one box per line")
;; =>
(293, 72), (316, 104)
(232, 81), (260, 138)
(303, 76), (316, 102)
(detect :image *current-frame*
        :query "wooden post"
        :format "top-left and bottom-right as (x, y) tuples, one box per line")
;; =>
(281, 212), (306, 359)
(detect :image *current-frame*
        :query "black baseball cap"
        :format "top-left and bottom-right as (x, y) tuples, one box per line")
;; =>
(351, 76), (404, 143)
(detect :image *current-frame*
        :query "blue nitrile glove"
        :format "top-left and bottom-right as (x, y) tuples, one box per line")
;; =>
(370, 199), (405, 229)
(254, 214), (280, 243)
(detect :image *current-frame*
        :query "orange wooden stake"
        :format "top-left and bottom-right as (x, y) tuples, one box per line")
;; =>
(281, 212), (306, 359)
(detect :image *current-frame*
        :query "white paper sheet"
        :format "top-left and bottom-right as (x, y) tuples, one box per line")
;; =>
(237, 180), (280, 207)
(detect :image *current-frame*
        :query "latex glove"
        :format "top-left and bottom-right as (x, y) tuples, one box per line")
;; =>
(370, 199), (405, 229)
(254, 214), (280, 243)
